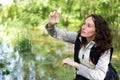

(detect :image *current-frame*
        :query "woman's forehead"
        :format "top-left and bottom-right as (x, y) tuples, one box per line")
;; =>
(85, 17), (94, 24)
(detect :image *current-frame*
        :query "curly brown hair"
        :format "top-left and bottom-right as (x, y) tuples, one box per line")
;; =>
(78, 14), (113, 54)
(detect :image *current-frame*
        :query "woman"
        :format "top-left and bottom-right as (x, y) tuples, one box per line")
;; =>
(45, 9), (119, 80)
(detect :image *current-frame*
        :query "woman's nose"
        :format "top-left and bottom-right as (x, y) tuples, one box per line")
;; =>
(82, 25), (86, 30)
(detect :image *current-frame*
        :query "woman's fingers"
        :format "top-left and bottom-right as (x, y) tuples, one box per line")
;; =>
(61, 58), (67, 66)
(48, 8), (61, 26)
(49, 11), (56, 17)
(49, 11), (59, 25)
(49, 11), (59, 17)
(61, 58), (71, 66)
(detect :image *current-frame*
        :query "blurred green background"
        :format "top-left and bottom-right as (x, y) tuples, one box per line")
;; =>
(0, 0), (120, 80)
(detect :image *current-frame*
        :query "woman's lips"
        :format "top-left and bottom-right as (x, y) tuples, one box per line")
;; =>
(81, 30), (86, 33)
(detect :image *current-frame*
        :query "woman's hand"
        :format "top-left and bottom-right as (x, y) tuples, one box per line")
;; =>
(61, 58), (80, 69)
(48, 8), (61, 27)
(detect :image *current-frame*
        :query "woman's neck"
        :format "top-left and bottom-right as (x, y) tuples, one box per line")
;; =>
(86, 36), (95, 44)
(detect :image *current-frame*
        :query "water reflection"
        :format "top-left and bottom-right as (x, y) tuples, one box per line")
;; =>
(0, 43), (21, 80)
(29, 62), (36, 80)
(0, 41), (75, 80)
(40, 70), (45, 79)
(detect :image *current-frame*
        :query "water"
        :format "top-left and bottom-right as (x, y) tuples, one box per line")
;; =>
(0, 41), (75, 80)
(0, 43), (21, 80)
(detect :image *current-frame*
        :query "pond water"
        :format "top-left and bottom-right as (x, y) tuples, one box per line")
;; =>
(0, 42), (75, 80)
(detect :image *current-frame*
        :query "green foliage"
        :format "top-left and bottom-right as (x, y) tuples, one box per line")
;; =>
(2, 69), (10, 75)
(0, 4), (2, 13)
(18, 2), (41, 26)
(16, 36), (32, 52)
(0, 61), (6, 68)
(0, 54), (11, 75)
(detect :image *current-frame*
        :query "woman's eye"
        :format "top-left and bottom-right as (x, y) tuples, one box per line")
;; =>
(88, 24), (90, 27)
(88, 24), (91, 27)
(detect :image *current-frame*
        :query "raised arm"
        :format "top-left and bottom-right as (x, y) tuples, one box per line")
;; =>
(46, 24), (77, 44)
(45, 8), (77, 44)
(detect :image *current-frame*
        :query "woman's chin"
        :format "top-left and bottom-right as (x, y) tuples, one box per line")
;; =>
(81, 34), (86, 37)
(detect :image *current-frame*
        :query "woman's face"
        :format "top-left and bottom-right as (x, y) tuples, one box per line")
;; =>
(81, 17), (96, 40)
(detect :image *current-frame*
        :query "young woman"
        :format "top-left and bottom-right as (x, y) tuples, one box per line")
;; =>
(45, 9), (119, 80)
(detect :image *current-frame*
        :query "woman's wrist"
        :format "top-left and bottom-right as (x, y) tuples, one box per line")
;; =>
(73, 62), (80, 69)
(48, 23), (54, 28)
